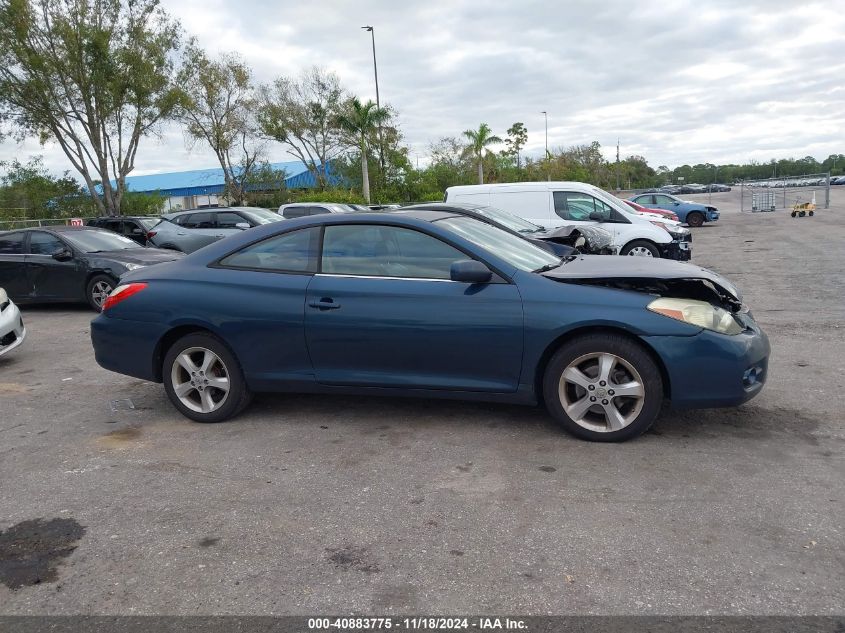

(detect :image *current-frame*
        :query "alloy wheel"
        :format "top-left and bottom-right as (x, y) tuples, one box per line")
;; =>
(627, 246), (654, 257)
(91, 280), (113, 308)
(170, 347), (231, 414)
(558, 352), (645, 432)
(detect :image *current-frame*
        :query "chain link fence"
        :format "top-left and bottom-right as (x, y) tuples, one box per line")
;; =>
(740, 173), (831, 213)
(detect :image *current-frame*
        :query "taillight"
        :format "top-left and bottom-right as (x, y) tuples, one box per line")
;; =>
(102, 282), (148, 311)
(146, 231), (157, 239)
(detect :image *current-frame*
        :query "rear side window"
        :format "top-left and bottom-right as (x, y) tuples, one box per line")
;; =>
(281, 206), (307, 219)
(179, 213), (215, 228)
(218, 227), (320, 273)
(0, 232), (24, 254)
(307, 206), (331, 216)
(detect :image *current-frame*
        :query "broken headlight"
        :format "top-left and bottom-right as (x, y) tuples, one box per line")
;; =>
(648, 298), (743, 335)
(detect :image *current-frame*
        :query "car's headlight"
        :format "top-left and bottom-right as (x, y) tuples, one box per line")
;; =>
(123, 263), (145, 271)
(648, 298), (743, 335)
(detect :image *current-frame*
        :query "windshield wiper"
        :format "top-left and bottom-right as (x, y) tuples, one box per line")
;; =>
(533, 260), (562, 273)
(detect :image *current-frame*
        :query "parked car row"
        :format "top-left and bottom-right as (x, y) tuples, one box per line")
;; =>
(643, 184), (731, 195)
(2, 183), (769, 443)
(744, 176), (844, 188)
(628, 192), (720, 227)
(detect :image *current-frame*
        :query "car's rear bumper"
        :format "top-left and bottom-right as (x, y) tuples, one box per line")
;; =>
(642, 315), (769, 408)
(91, 314), (167, 382)
(0, 300), (26, 357)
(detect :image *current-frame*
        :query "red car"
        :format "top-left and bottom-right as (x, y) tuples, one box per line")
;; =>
(624, 200), (679, 222)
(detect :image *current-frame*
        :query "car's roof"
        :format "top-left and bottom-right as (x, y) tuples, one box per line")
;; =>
(163, 207), (251, 218)
(0, 225), (106, 234)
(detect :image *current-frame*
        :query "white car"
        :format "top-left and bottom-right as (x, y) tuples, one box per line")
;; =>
(277, 203), (358, 219)
(0, 287), (26, 357)
(445, 181), (692, 260)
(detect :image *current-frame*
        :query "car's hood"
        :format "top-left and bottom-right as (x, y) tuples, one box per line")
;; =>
(88, 248), (185, 266)
(542, 255), (741, 302)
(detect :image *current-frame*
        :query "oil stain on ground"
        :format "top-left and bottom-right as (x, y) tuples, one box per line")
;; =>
(325, 545), (380, 573)
(0, 518), (85, 589)
(96, 426), (142, 449)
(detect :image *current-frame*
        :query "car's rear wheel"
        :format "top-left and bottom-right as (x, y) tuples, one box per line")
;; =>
(162, 333), (252, 423)
(543, 334), (664, 442)
(686, 211), (704, 227)
(86, 274), (116, 312)
(620, 240), (659, 257)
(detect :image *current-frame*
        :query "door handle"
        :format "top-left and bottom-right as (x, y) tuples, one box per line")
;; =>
(308, 298), (341, 310)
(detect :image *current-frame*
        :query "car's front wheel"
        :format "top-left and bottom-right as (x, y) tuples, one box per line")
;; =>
(162, 333), (252, 423)
(620, 240), (659, 257)
(686, 211), (704, 227)
(86, 274), (116, 312)
(543, 334), (664, 442)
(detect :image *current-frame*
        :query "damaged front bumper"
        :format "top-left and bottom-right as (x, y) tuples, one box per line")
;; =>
(643, 312), (769, 408)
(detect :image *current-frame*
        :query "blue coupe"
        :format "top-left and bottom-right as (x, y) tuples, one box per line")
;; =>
(91, 210), (768, 442)
(629, 193), (720, 227)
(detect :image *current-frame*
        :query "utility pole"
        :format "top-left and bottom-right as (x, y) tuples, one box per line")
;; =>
(541, 111), (549, 181)
(615, 138), (620, 191)
(361, 26), (385, 186)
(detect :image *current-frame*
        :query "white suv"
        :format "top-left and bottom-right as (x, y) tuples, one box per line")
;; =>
(445, 181), (691, 260)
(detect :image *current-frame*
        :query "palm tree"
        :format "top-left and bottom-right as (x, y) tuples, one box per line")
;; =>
(463, 123), (502, 184)
(336, 97), (389, 203)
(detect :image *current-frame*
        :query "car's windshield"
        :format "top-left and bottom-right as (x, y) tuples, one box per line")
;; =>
(436, 216), (561, 272)
(241, 209), (284, 224)
(62, 230), (142, 252)
(470, 205), (544, 234)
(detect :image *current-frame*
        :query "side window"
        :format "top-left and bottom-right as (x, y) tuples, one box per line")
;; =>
(592, 197), (613, 221)
(307, 206), (331, 216)
(105, 220), (123, 233)
(216, 212), (247, 229)
(282, 206), (307, 219)
(654, 195), (673, 205)
(218, 227), (320, 273)
(553, 191), (596, 221)
(322, 225), (466, 279)
(28, 231), (65, 255)
(174, 214), (193, 226)
(0, 232), (25, 254)
(182, 213), (214, 229)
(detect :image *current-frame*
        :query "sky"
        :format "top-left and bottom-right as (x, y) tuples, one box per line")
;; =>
(1, 0), (844, 178)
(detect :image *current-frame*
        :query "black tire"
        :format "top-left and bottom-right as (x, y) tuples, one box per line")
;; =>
(542, 334), (664, 442)
(808, 210), (814, 216)
(162, 332), (252, 423)
(86, 274), (117, 312)
(799, 210), (806, 217)
(686, 211), (704, 227)
(620, 240), (660, 258)
(791, 211), (797, 218)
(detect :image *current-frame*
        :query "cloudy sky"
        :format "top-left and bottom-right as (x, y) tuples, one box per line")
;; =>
(2, 0), (844, 177)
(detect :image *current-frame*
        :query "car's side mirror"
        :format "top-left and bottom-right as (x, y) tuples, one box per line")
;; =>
(588, 211), (605, 221)
(450, 260), (492, 283)
(51, 248), (73, 261)
(673, 201), (680, 205)
(235, 222), (250, 230)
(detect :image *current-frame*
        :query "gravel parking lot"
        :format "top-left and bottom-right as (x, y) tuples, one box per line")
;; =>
(1, 192), (843, 615)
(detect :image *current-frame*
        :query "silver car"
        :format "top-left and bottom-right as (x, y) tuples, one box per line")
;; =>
(278, 203), (358, 219)
(0, 287), (26, 357)
(148, 207), (283, 253)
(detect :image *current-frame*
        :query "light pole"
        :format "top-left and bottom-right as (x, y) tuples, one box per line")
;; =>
(361, 26), (385, 186)
(541, 111), (549, 181)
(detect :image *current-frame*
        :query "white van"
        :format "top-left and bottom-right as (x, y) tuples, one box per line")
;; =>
(445, 181), (691, 260)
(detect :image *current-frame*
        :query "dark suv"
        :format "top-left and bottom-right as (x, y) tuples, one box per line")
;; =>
(87, 216), (161, 245)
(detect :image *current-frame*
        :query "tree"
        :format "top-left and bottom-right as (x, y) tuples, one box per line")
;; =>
(177, 43), (261, 205)
(503, 122), (528, 169)
(0, 0), (182, 216)
(258, 67), (347, 189)
(335, 97), (388, 203)
(0, 155), (90, 218)
(462, 123), (501, 184)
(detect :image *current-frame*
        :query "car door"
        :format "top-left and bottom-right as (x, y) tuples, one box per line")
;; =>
(26, 231), (86, 301)
(178, 212), (220, 252)
(0, 232), (29, 300)
(305, 223), (524, 392)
